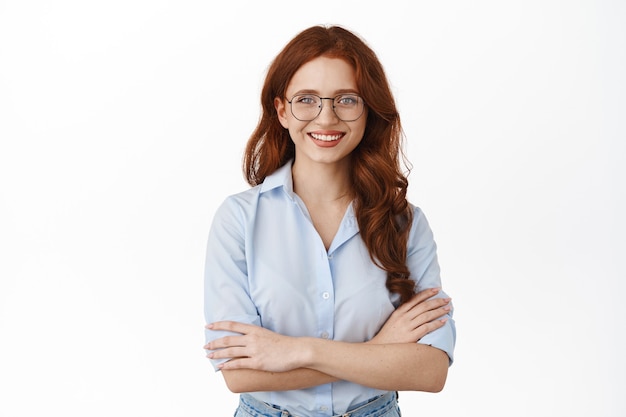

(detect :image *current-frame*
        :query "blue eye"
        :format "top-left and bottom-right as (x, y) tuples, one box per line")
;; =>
(336, 95), (359, 106)
(295, 95), (318, 105)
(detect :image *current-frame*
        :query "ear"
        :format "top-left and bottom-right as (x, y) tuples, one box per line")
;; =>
(274, 97), (289, 129)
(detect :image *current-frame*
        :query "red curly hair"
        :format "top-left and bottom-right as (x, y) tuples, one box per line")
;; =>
(243, 25), (415, 304)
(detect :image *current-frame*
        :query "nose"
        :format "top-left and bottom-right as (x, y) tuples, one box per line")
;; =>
(315, 98), (339, 124)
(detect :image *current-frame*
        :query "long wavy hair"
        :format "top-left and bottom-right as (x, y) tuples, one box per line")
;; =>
(243, 25), (415, 304)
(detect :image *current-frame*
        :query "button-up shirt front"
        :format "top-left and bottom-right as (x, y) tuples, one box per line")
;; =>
(204, 161), (455, 417)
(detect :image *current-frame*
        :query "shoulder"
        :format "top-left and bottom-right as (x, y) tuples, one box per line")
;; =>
(214, 161), (293, 220)
(214, 185), (263, 222)
(215, 162), (292, 223)
(408, 203), (429, 228)
(407, 203), (436, 247)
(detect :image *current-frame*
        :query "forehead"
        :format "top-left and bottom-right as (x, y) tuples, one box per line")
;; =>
(286, 56), (358, 95)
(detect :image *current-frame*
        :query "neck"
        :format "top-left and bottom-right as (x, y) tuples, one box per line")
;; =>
(291, 159), (353, 203)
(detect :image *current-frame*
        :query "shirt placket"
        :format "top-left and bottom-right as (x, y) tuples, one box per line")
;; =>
(313, 246), (335, 416)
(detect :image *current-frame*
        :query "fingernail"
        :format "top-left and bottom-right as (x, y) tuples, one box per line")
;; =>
(432, 288), (440, 293)
(440, 318), (448, 324)
(205, 323), (213, 329)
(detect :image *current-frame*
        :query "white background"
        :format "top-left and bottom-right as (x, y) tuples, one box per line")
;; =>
(1, 1), (624, 416)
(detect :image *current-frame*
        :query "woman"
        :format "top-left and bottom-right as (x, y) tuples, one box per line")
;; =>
(204, 25), (455, 417)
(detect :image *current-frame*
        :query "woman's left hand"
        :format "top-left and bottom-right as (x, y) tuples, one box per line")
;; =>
(369, 288), (451, 345)
(204, 321), (303, 372)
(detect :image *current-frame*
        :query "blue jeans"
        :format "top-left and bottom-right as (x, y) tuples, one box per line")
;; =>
(234, 391), (401, 417)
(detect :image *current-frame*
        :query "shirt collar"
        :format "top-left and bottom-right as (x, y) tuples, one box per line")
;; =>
(259, 160), (357, 222)
(260, 160), (359, 251)
(259, 160), (295, 196)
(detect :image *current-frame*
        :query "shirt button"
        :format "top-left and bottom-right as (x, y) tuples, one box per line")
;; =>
(320, 406), (328, 411)
(322, 292), (330, 299)
(320, 331), (329, 339)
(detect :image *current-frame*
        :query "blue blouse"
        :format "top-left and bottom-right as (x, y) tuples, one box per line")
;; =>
(204, 161), (455, 416)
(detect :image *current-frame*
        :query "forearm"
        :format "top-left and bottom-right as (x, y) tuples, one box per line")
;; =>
(208, 297), (453, 393)
(301, 339), (448, 392)
(218, 340), (447, 393)
(221, 368), (338, 393)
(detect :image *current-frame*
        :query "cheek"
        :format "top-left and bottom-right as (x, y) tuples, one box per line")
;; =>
(352, 113), (367, 140)
(352, 123), (367, 144)
(286, 121), (309, 138)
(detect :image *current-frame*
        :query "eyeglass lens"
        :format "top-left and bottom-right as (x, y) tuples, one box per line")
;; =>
(289, 94), (364, 121)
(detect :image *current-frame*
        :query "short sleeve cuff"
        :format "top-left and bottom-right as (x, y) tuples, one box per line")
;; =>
(417, 316), (456, 365)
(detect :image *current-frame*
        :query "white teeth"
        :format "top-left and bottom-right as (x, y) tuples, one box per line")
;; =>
(310, 133), (342, 141)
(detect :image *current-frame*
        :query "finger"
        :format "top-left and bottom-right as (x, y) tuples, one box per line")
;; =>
(410, 304), (451, 327)
(206, 321), (257, 334)
(397, 288), (440, 313)
(406, 296), (451, 319)
(219, 357), (254, 371)
(410, 317), (448, 340)
(208, 347), (248, 360)
(204, 335), (246, 350)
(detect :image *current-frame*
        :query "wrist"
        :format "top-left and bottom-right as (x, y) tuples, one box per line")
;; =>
(299, 337), (322, 368)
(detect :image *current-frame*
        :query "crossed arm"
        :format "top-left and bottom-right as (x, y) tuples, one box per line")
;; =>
(204, 288), (451, 393)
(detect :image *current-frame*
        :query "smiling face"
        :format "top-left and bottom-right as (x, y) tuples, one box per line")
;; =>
(274, 56), (367, 170)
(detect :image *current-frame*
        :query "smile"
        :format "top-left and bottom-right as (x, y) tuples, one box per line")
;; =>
(309, 132), (344, 142)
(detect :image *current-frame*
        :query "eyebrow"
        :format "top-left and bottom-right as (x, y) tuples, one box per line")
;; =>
(291, 88), (360, 96)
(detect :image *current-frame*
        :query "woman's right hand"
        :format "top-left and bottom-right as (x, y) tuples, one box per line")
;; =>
(369, 288), (451, 345)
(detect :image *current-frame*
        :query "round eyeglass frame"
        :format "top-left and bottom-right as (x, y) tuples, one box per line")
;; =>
(285, 94), (366, 122)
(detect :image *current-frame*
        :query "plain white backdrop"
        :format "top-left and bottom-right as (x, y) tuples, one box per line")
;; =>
(1, 1), (624, 416)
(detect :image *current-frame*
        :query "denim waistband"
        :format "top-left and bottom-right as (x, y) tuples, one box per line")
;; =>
(237, 391), (398, 417)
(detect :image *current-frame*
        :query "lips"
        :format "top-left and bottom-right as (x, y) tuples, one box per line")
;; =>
(308, 132), (345, 148)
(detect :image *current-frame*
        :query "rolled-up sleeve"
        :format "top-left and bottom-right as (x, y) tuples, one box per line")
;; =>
(408, 206), (456, 365)
(204, 197), (260, 371)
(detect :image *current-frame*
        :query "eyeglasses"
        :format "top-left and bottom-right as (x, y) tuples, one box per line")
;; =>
(286, 93), (365, 122)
